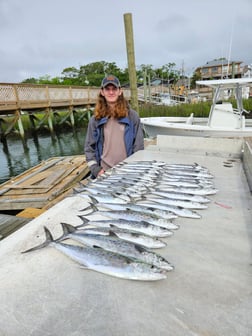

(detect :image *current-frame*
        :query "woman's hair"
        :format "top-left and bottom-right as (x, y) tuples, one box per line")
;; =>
(94, 92), (129, 119)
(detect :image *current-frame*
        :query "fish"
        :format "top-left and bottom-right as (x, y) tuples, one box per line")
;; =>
(57, 223), (174, 271)
(22, 227), (167, 281)
(145, 196), (208, 210)
(91, 209), (179, 230)
(154, 186), (218, 196)
(93, 202), (178, 220)
(78, 217), (174, 238)
(81, 185), (144, 200)
(78, 192), (131, 204)
(163, 163), (208, 171)
(156, 179), (214, 189)
(163, 171), (213, 179)
(157, 179), (205, 188)
(121, 160), (167, 167)
(69, 224), (167, 249)
(136, 201), (201, 219)
(148, 190), (211, 203)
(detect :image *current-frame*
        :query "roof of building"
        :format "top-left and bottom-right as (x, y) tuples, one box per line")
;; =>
(197, 58), (243, 69)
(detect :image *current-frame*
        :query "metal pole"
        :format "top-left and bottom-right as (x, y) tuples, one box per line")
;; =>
(123, 13), (139, 112)
(144, 69), (147, 103)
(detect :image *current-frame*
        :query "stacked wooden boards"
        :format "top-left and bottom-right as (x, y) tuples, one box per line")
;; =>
(0, 155), (90, 239)
(0, 155), (89, 211)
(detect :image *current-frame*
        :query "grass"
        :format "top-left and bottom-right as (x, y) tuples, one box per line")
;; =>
(139, 98), (252, 118)
(139, 101), (212, 118)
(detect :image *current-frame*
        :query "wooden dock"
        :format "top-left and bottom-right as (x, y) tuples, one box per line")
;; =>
(0, 155), (90, 212)
(0, 155), (90, 239)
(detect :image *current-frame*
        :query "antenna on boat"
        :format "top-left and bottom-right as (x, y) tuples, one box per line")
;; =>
(226, 18), (235, 79)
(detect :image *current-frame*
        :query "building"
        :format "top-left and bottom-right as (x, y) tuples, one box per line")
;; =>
(194, 58), (248, 100)
(195, 58), (243, 80)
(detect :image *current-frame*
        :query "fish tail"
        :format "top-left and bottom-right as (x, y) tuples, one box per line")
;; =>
(77, 216), (90, 228)
(21, 226), (54, 253)
(79, 202), (97, 215)
(55, 222), (77, 242)
(79, 204), (94, 213)
(88, 195), (98, 204)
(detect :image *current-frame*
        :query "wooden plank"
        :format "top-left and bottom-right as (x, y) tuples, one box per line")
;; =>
(0, 157), (64, 196)
(42, 165), (90, 210)
(0, 155), (90, 211)
(4, 157), (87, 196)
(3, 169), (64, 189)
(16, 207), (45, 219)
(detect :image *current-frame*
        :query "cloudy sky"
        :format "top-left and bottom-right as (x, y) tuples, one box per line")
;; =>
(1, 0), (252, 83)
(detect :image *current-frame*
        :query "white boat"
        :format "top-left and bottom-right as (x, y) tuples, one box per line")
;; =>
(141, 78), (252, 138)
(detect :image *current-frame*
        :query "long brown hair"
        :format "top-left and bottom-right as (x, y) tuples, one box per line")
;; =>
(94, 92), (129, 119)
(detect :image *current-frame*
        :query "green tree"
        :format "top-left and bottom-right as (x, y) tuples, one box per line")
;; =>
(22, 77), (39, 84)
(21, 60), (182, 88)
(190, 71), (201, 88)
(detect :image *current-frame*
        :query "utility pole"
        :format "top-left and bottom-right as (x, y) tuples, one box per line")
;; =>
(123, 13), (139, 112)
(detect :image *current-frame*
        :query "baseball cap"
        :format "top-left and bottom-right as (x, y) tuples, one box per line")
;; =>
(101, 75), (121, 88)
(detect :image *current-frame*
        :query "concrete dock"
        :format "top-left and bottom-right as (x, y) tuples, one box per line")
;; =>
(0, 135), (251, 336)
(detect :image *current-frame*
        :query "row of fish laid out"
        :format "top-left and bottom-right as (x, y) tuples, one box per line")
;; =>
(76, 160), (218, 219)
(22, 160), (217, 281)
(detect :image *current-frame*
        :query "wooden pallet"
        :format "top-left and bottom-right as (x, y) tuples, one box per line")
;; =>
(0, 155), (90, 211)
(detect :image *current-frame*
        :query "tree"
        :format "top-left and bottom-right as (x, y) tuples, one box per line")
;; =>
(190, 71), (201, 88)
(21, 61), (181, 87)
(79, 61), (123, 86)
(22, 77), (39, 84)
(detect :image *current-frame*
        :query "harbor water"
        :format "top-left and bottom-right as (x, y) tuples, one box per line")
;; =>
(0, 128), (87, 185)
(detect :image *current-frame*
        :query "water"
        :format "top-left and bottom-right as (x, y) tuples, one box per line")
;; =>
(0, 128), (87, 185)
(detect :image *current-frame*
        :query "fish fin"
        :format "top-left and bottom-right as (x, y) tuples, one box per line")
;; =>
(108, 230), (117, 237)
(134, 244), (149, 253)
(93, 245), (102, 249)
(21, 226), (53, 253)
(145, 186), (153, 192)
(141, 220), (152, 225)
(109, 224), (118, 229)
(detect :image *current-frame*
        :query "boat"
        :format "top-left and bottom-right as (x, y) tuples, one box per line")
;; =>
(141, 78), (252, 138)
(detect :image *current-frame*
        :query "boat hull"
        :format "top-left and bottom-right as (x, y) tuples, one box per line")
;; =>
(141, 117), (252, 138)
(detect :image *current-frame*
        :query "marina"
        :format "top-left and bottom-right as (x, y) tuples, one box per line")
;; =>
(0, 135), (251, 335)
(141, 78), (252, 138)
(1, 4), (252, 335)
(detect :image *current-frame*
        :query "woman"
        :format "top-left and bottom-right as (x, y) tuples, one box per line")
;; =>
(84, 75), (144, 178)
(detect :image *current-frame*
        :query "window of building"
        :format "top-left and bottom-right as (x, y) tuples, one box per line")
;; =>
(202, 68), (209, 74)
(222, 65), (229, 73)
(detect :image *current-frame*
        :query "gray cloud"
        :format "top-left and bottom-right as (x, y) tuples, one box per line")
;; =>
(0, 0), (251, 82)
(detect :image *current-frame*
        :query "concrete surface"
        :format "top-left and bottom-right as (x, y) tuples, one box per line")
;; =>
(0, 135), (252, 336)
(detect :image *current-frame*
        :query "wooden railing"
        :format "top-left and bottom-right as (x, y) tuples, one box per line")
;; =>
(0, 83), (131, 114)
(0, 83), (172, 140)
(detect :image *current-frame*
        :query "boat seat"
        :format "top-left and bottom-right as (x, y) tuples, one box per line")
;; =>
(186, 113), (194, 124)
(208, 103), (242, 129)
